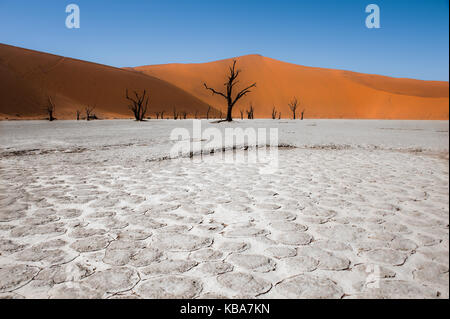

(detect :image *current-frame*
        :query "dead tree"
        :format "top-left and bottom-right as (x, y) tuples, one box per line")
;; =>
(85, 106), (95, 121)
(125, 89), (149, 121)
(203, 60), (256, 122)
(76, 110), (80, 121)
(206, 106), (211, 120)
(194, 110), (198, 119)
(301, 109), (305, 120)
(161, 111), (165, 120)
(288, 97), (298, 120)
(272, 106), (277, 119)
(155, 112), (160, 119)
(246, 103), (254, 119)
(240, 110), (244, 120)
(46, 96), (56, 121)
(173, 107), (178, 120)
(182, 111), (187, 119)
(278, 112), (281, 120)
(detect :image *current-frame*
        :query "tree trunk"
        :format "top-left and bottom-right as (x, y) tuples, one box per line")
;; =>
(226, 104), (233, 122)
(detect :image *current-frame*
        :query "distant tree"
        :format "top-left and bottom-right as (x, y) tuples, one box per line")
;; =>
(155, 112), (160, 119)
(206, 106), (211, 120)
(182, 111), (187, 119)
(125, 89), (149, 121)
(76, 110), (80, 121)
(161, 111), (165, 120)
(240, 109), (244, 120)
(246, 103), (254, 119)
(301, 109), (305, 120)
(45, 96), (56, 121)
(272, 106), (277, 119)
(194, 110), (198, 119)
(173, 107), (178, 120)
(85, 106), (95, 121)
(203, 59), (256, 122)
(288, 97), (298, 120)
(278, 112), (281, 120)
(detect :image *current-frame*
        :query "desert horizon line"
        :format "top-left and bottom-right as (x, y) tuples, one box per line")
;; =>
(2, 42), (448, 84)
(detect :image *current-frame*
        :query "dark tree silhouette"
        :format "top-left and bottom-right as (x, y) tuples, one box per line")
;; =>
(239, 109), (244, 120)
(272, 106), (277, 119)
(173, 107), (178, 120)
(278, 112), (281, 120)
(85, 106), (95, 121)
(76, 110), (80, 121)
(288, 97), (298, 119)
(45, 96), (56, 121)
(126, 89), (149, 121)
(206, 106), (211, 120)
(161, 111), (165, 120)
(203, 60), (256, 122)
(246, 103), (254, 119)
(301, 109), (305, 120)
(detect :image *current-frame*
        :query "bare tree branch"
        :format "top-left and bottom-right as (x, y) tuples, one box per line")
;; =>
(202, 59), (256, 121)
(126, 89), (149, 121)
(288, 97), (298, 120)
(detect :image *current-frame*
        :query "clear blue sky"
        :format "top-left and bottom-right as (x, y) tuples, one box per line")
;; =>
(0, 0), (448, 80)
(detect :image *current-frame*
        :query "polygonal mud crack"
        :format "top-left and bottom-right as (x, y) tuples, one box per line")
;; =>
(153, 233), (212, 252)
(364, 249), (408, 266)
(227, 254), (276, 272)
(141, 260), (198, 275)
(357, 280), (439, 299)
(0, 239), (26, 254)
(15, 247), (77, 267)
(265, 246), (297, 259)
(70, 236), (111, 253)
(135, 276), (202, 298)
(129, 248), (164, 267)
(197, 262), (234, 275)
(0, 264), (40, 292)
(217, 241), (250, 253)
(217, 272), (272, 296)
(68, 228), (107, 239)
(275, 274), (344, 298)
(276, 232), (313, 246)
(412, 262), (449, 285)
(48, 283), (103, 299)
(82, 267), (140, 296)
(223, 226), (269, 238)
(297, 246), (350, 271)
(283, 256), (319, 272)
(270, 221), (308, 232)
(189, 248), (223, 261)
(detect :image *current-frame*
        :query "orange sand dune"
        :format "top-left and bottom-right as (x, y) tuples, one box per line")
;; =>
(0, 44), (215, 120)
(133, 54), (449, 120)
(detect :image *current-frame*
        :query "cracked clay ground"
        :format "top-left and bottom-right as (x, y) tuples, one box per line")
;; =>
(0, 120), (448, 298)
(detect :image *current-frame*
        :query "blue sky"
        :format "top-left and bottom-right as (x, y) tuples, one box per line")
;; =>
(0, 0), (448, 80)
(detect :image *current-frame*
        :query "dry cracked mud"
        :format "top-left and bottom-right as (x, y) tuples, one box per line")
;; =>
(0, 130), (448, 299)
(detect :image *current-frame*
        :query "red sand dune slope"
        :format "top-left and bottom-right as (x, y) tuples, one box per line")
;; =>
(0, 43), (214, 119)
(133, 54), (449, 120)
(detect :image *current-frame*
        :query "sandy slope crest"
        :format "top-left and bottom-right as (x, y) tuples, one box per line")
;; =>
(133, 54), (449, 120)
(0, 43), (214, 120)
